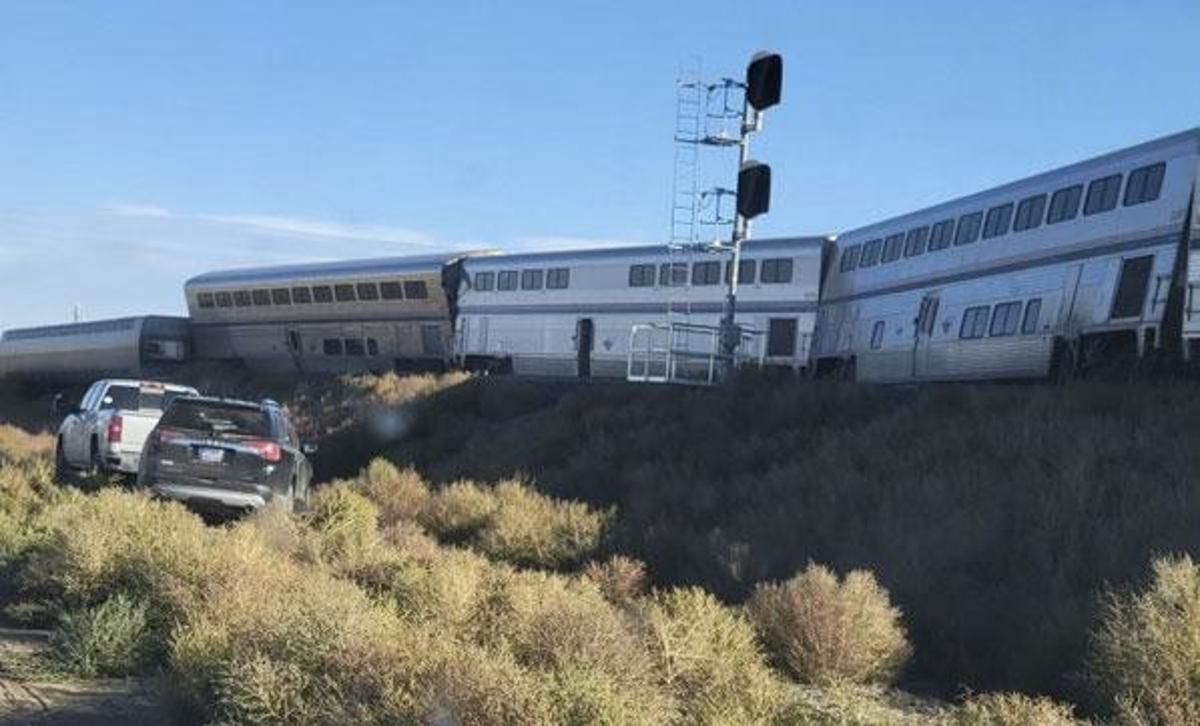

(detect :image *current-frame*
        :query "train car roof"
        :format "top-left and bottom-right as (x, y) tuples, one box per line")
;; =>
(840, 126), (1200, 241)
(185, 250), (498, 287)
(461, 236), (832, 268)
(0, 315), (187, 343)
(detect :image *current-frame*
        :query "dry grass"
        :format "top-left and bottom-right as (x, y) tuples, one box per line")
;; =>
(747, 563), (912, 686)
(0, 424), (53, 464)
(1088, 555), (1200, 725)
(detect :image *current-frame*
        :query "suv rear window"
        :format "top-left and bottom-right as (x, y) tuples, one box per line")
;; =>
(159, 400), (271, 437)
(102, 385), (192, 412)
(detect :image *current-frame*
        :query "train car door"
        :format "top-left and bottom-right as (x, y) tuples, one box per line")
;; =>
(576, 318), (594, 378)
(285, 328), (304, 374)
(912, 293), (940, 378)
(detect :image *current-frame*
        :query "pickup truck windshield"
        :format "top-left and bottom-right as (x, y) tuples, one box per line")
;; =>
(102, 385), (191, 412)
(159, 400), (270, 437)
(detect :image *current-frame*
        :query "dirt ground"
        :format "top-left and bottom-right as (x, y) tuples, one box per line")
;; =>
(0, 628), (175, 725)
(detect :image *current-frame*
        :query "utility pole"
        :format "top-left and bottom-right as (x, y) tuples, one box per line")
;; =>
(718, 51), (782, 381)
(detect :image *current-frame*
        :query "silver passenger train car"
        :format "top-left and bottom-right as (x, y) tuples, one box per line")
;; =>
(456, 238), (828, 378)
(0, 316), (190, 384)
(184, 253), (486, 374)
(813, 128), (1200, 382)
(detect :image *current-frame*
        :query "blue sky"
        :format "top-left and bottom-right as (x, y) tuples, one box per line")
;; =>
(2, 0), (1199, 329)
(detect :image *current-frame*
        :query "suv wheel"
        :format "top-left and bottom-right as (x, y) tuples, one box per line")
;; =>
(54, 440), (70, 482)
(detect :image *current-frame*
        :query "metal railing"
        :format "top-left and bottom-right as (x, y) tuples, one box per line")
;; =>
(627, 321), (764, 385)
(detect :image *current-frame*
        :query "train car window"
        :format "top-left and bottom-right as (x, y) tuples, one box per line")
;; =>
(881, 233), (904, 263)
(312, 286), (333, 303)
(216, 292), (233, 308)
(839, 245), (861, 272)
(761, 258), (794, 283)
(292, 287), (312, 304)
(322, 338), (343, 355)
(628, 264), (655, 287)
(344, 338), (365, 356)
(860, 238), (883, 267)
(929, 219), (955, 251)
(546, 268), (570, 289)
(1022, 299), (1042, 334)
(1084, 173), (1122, 216)
(472, 272), (494, 291)
(521, 269), (544, 290)
(334, 284), (356, 302)
(692, 261), (721, 285)
(233, 290), (252, 307)
(903, 227), (929, 257)
(954, 212), (983, 246)
(498, 271), (518, 291)
(988, 301), (1021, 337)
(1013, 194), (1047, 232)
(252, 289), (272, 306)
(356, 282), (380, 301)
(983, 203), (1013, 239)
(870, 321), (885, 350)
(959, 306), (990, 339)
(1111, 255), (1154, 319)
(1124, 162), (1166, 206)
(271, 288), (291, 305)
(404, 280), (429, 299)
(724, 259), (756, 284)
(659, 262), (688, 287)
(380, 281), (403, 299)
(366, 338), (379, 356)
(197, 292), (215, 309)
(1047, 185), (1083, 223)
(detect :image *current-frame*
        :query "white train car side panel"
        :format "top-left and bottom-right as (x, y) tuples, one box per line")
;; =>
(0, 316), (191, 384)
(457, 238), (828, 379)
(814, 129), (1199, 382)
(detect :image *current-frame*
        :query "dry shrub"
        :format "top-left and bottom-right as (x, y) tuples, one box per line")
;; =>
(747, 563), (912, 686)
(417, 480), (497, 540)
(168, 541), (437, 724)
(350, 459), (429, 526)
(246, 500), (305, 560)
(20, 490), (215, 627)
(641, 587), (792, 724)
(474, 481), (611, 570)
(1089, 554), (1200, 725)
(302, 484), (380, 565)
(429, 644), (550, 726)
(584, 555), (648, 607)
(955, 692), (1080, 725)
(346, 371), (470, 407)
(53, 593), (154, 677)
(787, 683), (955, 725)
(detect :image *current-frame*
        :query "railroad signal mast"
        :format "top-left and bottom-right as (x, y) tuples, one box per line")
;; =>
(718, 51), (782, 380)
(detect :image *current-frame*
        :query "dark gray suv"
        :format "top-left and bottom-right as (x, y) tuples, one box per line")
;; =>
(137, 396), (314, 513)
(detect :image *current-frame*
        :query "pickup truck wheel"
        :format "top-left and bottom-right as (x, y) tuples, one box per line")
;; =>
(54, 441), (70, 482)
(87, 443), (103, 478)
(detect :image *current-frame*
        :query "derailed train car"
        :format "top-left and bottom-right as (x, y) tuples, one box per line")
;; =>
(183, 252), (488, 374)
(813, 127), (1200, 382)
(0, 316), (190, 384)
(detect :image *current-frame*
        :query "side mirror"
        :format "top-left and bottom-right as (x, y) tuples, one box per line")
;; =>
(301, 442), (319, 456)
(736, 161), (771, 220)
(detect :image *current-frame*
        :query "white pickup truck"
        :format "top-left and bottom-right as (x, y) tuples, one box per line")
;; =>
(54, 379), (199, 478)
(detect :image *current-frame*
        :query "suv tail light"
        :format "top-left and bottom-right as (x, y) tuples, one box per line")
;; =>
(106, 415), (123, 443)
(245, 439), (281, 462)
(157, 429), (186, 446)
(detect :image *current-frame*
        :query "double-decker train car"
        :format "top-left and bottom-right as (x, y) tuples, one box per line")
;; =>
(813, 128), (1200, 382)
(456, 237), (829, 378)
(184, 252), (489, 374)
(0, 316), (190, 384)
